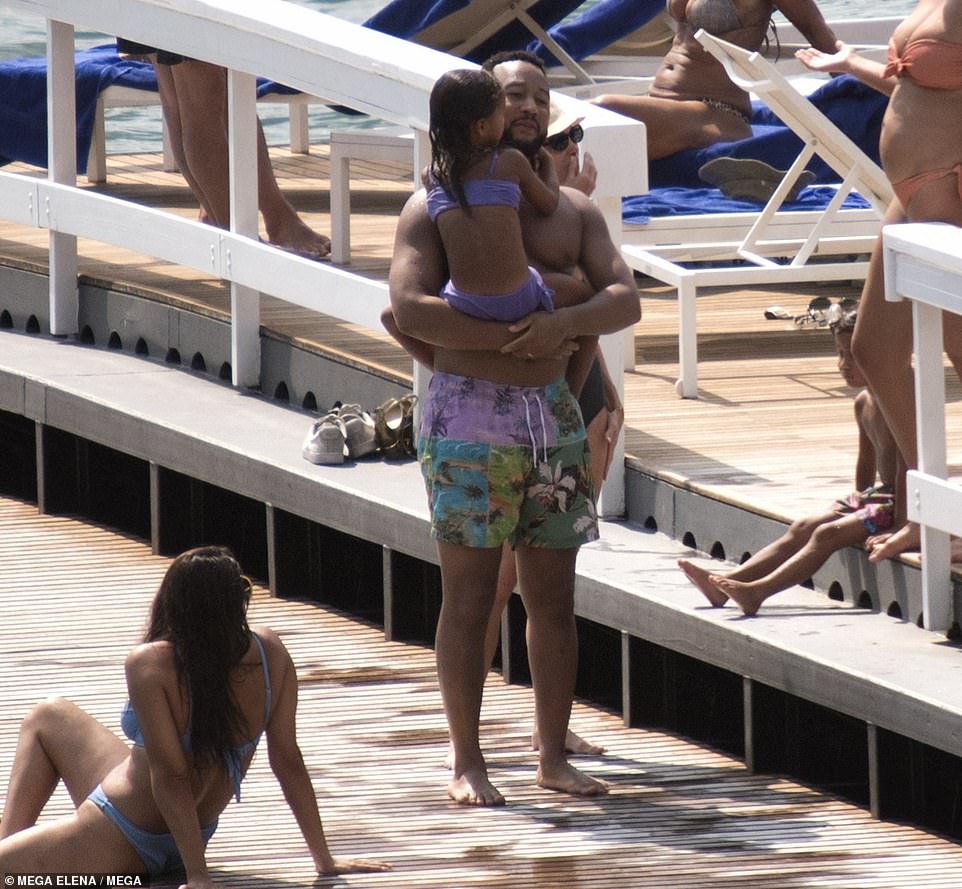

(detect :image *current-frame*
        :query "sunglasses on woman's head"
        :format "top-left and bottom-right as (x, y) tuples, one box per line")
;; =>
(545, 123), (584, 152)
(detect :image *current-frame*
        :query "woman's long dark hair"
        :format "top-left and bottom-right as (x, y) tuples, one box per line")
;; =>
(429, 68), (504, 212)
(144, 545), (251, 768)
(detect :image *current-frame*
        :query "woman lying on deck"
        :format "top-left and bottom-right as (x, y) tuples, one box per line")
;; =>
(591, 0), (838, 159)
(0, 546), (390, 884)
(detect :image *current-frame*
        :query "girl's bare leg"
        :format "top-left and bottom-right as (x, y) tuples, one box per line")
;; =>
(712, 515), (869, 615)
(0, 697), (128, 837)
(679, 512), (837, 606)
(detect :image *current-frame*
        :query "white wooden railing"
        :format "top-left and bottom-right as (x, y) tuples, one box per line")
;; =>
(0, 0), (647, 515)
(882, 223), (962, 632)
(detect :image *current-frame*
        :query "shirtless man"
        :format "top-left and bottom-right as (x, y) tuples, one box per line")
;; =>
(389, 52), (640, 806)
(592, 0), (837, 159)
(797, 0), (962, 561)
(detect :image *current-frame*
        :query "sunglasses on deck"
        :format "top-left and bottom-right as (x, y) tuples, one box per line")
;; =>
(544, 123), (584, 152)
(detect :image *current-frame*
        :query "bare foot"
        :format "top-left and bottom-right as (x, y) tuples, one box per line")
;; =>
(448, 768), (505, 806)
(711, 575), (764, 617)
(678, 559), (729, 607)
(868, 522), (920, 562)
(531, 727), (606, 755)
(536, 760), (609, 796)
(267, 215), (331, 259)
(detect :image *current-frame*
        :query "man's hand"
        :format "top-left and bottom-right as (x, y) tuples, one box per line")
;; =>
(501, 312), (577, 360)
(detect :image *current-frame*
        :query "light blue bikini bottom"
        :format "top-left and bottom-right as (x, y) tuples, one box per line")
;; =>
(87, 783), (217, 876)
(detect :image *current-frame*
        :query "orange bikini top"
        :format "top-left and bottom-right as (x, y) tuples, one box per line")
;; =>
(884, 37), (962, 90)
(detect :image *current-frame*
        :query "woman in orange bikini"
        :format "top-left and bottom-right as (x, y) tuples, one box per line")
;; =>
(797, 0), (962, 561)
(592, 0), (838, 159)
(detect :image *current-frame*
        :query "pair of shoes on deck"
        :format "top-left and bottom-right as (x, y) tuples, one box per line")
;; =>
(698, 157), (816, 204)
(302, 403), (377, 465)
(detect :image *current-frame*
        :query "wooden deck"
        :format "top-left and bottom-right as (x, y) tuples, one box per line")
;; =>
(3, 494), (962, 886)
(2, 145), (961, 526)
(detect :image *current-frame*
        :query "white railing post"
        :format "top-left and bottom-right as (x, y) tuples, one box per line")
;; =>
(911, 300), (952, 631)
(597, 195), (627, 518)
(46, 18), (78, 336)
(227, 68), (261, 389)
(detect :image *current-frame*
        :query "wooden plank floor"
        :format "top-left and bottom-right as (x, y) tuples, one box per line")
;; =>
(2, 147), (962, 527)
(3, 494), (962, 886)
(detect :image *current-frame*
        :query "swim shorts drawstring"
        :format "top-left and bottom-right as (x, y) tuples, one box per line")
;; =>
(521, 393), (549, 465)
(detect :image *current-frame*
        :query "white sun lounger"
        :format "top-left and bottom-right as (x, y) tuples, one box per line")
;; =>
(620, 30), (893, 398)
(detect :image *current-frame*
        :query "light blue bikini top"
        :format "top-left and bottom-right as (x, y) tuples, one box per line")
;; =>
(121, 632), (272, 802)
(426, 151), (521, 222)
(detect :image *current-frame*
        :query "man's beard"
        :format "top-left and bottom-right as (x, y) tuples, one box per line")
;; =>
(501, 122), (544, 157)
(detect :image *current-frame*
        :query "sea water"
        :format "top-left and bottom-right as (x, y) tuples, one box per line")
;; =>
(0, 0), (915, 154)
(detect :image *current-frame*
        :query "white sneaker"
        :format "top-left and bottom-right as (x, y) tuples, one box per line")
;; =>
(338, 403), (378, 459)
(302, 413), (346, 464)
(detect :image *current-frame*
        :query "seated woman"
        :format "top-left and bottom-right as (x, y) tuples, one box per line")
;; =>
(0, 546), (390, 883)
(592, 0), (838, 159)
(796, 0), (962, 561)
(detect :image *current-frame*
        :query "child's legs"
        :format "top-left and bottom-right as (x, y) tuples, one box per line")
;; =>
(727, 510), (839, 582)
(723, 513), (869, 606)
(542, 272), (591, 309)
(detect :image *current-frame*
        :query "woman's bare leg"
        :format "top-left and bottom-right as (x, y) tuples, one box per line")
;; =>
(590, 94), (751, 160)
(680, 512), (838, 606)
(0, 697), (129, 838)
(712, 515), (870, 615)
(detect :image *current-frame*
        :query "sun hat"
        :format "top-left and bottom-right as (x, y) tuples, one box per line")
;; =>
(547, 101), (584, 138)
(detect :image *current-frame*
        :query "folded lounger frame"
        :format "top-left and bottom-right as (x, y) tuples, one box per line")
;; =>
(620, 30), (894, 398)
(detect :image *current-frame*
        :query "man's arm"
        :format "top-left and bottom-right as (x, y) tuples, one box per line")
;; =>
(501, 191), (640, 356)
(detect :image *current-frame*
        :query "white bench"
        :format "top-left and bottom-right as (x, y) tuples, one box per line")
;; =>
(328, 126), (416, 264)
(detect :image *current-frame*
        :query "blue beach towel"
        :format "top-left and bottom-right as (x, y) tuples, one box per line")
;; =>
(364, 0), (586, 62)
(0, 44), (298, 174)
(526, 0), (665, 66)
(624, 75), (888, 224)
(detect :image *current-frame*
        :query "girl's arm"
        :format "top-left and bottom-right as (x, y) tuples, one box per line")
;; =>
(264, 630), (391, 876)
(500, 146), (559, 216)
(125, 646), (212, 889)
(796, 41), (896, 95)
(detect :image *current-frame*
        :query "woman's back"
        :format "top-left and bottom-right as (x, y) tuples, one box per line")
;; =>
(100, 629), (277, 831)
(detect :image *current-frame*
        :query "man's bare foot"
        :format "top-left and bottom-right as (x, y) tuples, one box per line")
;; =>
(868, 522), (920, 562)
(536, 760), (609, 796)
(678, 559), (729, 607)
(267, 215), (331, 259)
(531, 727), (606, 755)
(711, 576), (765, 617)
(448, 768), (505, 806)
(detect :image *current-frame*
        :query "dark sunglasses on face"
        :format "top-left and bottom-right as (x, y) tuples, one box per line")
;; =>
(544, 123), (584, 152)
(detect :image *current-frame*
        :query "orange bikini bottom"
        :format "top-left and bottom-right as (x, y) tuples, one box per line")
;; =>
(893, 163), (962, 210)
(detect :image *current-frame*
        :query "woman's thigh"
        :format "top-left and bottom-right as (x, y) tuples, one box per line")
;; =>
(28, 697), (130, 805)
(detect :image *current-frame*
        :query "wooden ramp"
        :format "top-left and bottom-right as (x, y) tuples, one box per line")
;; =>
(2, 495), (961, 887)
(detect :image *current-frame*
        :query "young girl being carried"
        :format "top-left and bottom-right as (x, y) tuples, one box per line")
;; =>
(678, 308), (899, 616)
(399, 68), (596, 392)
